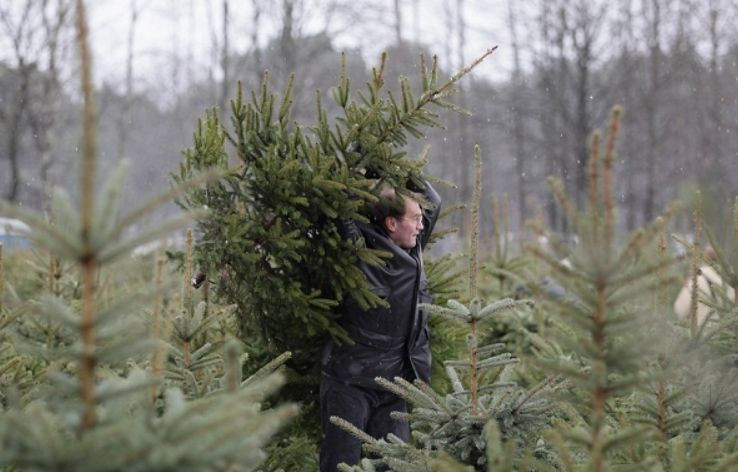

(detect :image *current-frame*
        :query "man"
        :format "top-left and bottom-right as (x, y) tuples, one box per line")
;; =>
(319, 180), (441, 471)
(673, 246), (735, 327)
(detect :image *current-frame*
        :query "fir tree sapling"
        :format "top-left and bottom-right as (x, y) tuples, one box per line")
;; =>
(163, 228), (245, 399)
(528, 108), (666, 470)
(477, 193), (538, 358)
(332, 146), (557, 471)
(629, 223), (691, 447)
(483, 194), (530, 300)
(624, 220), (694, 468)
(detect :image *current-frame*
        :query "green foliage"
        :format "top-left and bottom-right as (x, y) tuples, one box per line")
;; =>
(0, 6), (296, 469)
(0, 166), (297, 472)
(481, 194), (530, 300)
(172, 50), (495, 368)
(526, 108), (738, 471)
(425, 249), (468, 394)
(527, 109), (665, 469)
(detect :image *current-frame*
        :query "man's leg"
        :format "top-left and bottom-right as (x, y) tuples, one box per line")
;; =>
(362, 390), (409, 472)
(366, 390), (409, 442)
(320, 377), (371, 472)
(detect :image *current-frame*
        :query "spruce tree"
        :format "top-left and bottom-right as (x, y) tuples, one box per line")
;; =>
(477, 193), (537, 359)
(527, 108), (666, 470)
(628, 223), (691, 453)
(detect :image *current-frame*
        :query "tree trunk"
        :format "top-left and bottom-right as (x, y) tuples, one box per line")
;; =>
(251, 0), (263, 82)
(507, 0), (527, 229)
(219, 0), (230, 115)
(5, 64), (31, 202)
(393, 0), (402, 45)
(456, 0), (470, 230)
(37, 0), (70, 215)
(706, 2), (722, 175)
(280, 0), (296, 76)
(117, 0), (139, 161)
(570, 8), (593, 209)
(643, 0), (662, 223)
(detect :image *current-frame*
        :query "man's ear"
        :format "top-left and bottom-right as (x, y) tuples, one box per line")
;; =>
(384, 216), (397, 233)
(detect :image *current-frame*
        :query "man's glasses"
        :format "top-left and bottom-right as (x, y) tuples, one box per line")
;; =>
(400, 215), (423, 225)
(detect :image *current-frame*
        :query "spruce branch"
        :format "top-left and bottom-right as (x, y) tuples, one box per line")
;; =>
(448, 382), (517, 398)
(423, 303), (471, 323)
(75, 0), (97, 431)
(445, 365), (464, 394)
(414, 379), (456, 416)
(547, 177), (577, 228)
(374, 48), (497, 149)
(183, 228), (194, 314)
(512, 376), (559, 414)
(395, 376), (444, 411)
(477, 298), (532, 320)
(603, 107), (621, 256)
(76, 0), (95, 243)
(589, 131), (601, 244)
(469, 145), (481, 299)
(689, 201), (703, 336)
(330, 416), (378, 445)
(467, 145), (484, 416)
(476, 343), (506, 357)
(241, 351), (292, 388)
(655, 220), (669, 444)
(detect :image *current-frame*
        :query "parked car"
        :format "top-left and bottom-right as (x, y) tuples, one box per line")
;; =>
(0, 217), (30, 251)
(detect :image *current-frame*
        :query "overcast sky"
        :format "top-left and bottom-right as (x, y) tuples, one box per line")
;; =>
(84, 0), (511, 98)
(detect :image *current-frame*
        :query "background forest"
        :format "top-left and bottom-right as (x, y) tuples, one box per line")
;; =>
(2, 0), (738, 239)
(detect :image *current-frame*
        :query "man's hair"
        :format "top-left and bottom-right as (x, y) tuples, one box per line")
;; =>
(371, 185), (407, 225)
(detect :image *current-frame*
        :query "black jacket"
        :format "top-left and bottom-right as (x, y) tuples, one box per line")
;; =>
(321, 182), (441, 388)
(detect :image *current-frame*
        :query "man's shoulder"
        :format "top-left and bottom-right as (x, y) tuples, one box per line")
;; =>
(354, 220), (391, 246)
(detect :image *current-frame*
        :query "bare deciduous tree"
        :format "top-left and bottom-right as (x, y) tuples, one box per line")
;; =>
(31, 0), (71, 214)
(116, 0), (141, 162)
(0, 1), (36, 202)
(507, 0), (527, 227)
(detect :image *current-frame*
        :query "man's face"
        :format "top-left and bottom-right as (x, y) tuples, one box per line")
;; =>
(386, 198), (424, 249)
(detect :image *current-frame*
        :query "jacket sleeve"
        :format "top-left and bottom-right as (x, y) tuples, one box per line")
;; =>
(417, 180), (441, 249)
(337, 217), (364, 244)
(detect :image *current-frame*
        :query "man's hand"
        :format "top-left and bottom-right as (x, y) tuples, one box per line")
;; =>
(364, 167), (380, 179)
(192, 271), (207, 289)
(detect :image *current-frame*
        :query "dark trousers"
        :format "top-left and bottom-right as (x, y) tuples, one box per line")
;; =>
(319, 376), (409, 472)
